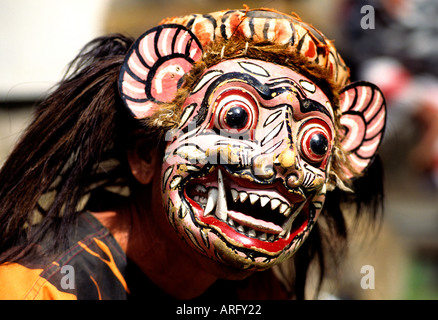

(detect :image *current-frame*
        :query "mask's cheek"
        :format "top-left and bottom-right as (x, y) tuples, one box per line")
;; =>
(160, 154), (215, 257)
(276, 187), (327, 263)
(161, 155), (193, 225)
(300, 163), (327, 192)
(273, 159), (329, 257)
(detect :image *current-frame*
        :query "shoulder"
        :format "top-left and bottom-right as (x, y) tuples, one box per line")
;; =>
(0, 212), (129, 300)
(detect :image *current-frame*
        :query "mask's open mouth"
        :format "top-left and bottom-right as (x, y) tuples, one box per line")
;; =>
(184, 167), (309, 253)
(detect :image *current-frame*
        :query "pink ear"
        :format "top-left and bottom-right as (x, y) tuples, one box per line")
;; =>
(119, 25), (203, 119)
(339, 81), (386, 178)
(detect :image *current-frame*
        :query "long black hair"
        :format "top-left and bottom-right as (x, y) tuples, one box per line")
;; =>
(0, 34), (139, 263)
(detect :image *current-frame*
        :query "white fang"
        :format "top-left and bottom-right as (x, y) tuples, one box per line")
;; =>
(216, 169), (228, 221)
(204, 188), (217, 217)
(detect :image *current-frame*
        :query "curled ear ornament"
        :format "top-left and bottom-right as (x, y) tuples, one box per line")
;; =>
(119, 24), (203, 119)
(338, 81), (387, 178)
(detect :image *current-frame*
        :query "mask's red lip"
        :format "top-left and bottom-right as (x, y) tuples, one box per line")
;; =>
(183, 166), (310, 254)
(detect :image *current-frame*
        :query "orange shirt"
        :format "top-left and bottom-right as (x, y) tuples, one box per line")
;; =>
(0, 212), (128, 300)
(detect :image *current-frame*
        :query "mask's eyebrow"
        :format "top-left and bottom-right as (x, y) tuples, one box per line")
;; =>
(193, 72), (269, 126)
(297, 96), (333, 120)
(194, 72), (334, 126)
(264, 78), (334, 121)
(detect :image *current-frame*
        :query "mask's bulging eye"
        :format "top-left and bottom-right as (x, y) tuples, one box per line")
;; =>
(309, 133), (328, 156)
(214, 89), (258, 133)
(225, 106), (249, 129)
(299, 119), (332, 165)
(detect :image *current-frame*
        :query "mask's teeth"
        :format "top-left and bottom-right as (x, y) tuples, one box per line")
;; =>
(260, 196), (270, 207)
(249, 193), (259, 205)
(204, 188), (217, 217)
(279, 201), (306, 238)
(279, 203), (289, 215)
(215, 169), (228, 221)
(282, 207), (291, 218)
(195, 184), (207, 193)
(230, 189), (239, 202)
(247, 229), (256, 238)
(270, 198), (281, 211)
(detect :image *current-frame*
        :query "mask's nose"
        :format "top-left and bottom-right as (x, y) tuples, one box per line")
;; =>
(274, 147), (304, 188)
(251, 133), (304, 189)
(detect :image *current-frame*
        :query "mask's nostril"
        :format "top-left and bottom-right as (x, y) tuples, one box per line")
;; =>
(286, 174), (301, 188)
(273, 148), (305, 189)
(252, 154), (275, 180)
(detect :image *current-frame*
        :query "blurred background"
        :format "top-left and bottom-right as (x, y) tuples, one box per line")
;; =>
(1, 0), (437, 299)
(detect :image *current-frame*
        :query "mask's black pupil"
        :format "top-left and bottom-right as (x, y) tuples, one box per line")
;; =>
(225, 106), (249, 129)
(310, 133), (328, 155)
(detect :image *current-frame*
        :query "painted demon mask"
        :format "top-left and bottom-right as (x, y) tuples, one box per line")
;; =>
(118, 9), (386, 271)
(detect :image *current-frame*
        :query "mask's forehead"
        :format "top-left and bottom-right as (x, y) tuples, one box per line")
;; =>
(183, 59), (335, 123)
